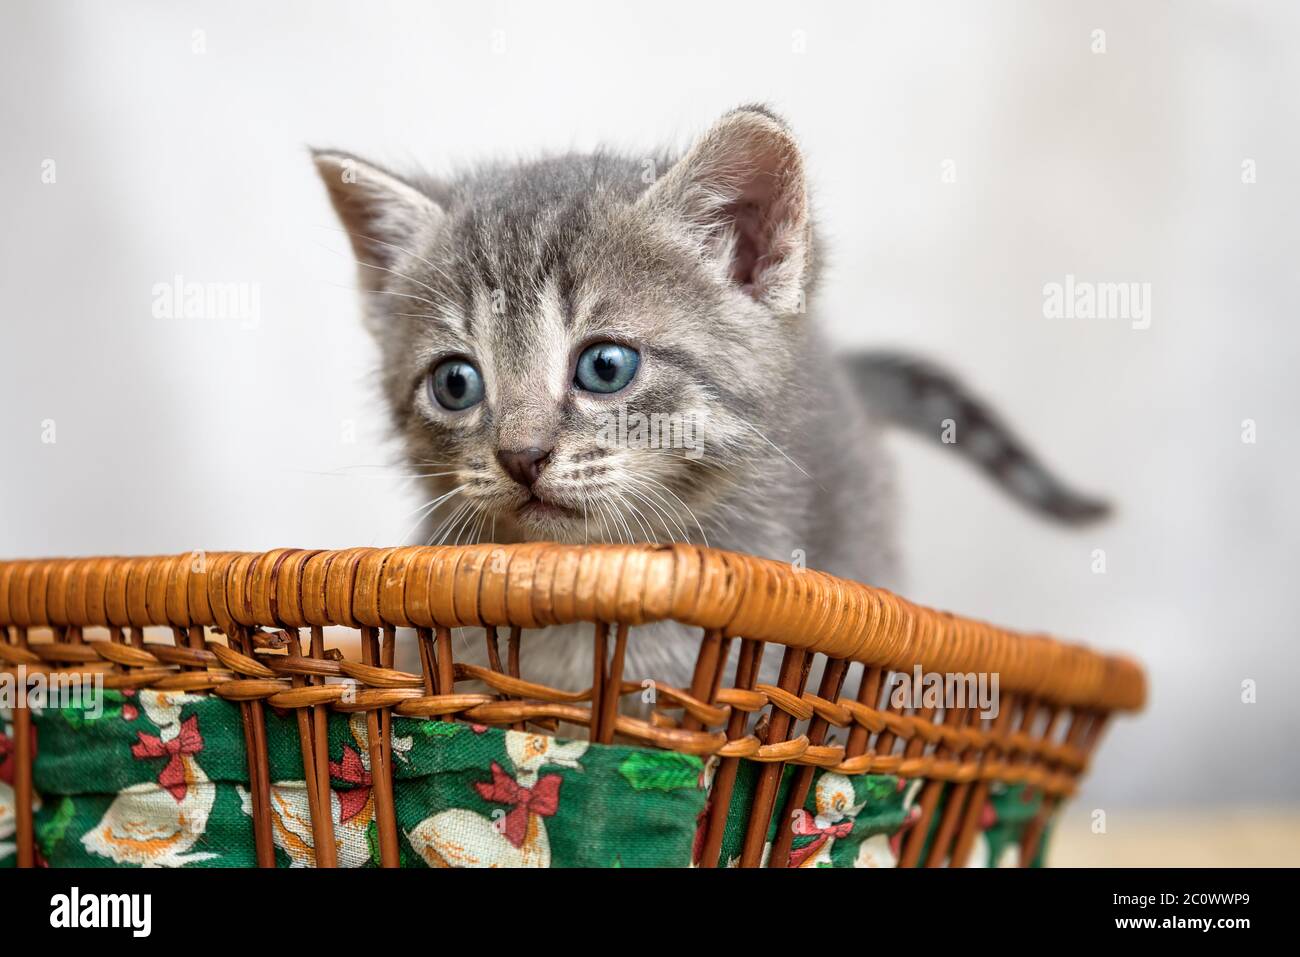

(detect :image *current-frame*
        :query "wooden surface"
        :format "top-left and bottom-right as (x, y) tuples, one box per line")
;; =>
(1047, 806), (1300, 867)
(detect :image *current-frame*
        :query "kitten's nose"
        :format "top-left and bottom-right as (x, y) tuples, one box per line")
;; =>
(496, 446), (552, 488)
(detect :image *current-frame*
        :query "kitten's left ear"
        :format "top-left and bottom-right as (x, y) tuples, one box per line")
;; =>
(311, 149), (445, 290)
(641, 106), (810, 313)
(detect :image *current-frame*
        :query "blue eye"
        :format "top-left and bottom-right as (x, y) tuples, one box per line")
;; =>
(575, 343), (639, 394)
(429, 359), (484, 410)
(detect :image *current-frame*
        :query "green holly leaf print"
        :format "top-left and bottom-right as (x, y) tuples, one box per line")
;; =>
(419, 721), (462, 738)
(60, 690), (126, 728)
(618, 751), (704, 791)
(365, 818), (410, 867)
(62, 705), (119, 728)
(860, 775), (898, 802)
(36, 797), (75, 857)
(366, 819), (380, 868)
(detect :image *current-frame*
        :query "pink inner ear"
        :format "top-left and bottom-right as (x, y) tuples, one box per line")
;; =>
(721, 142), (798, 295)
(657, 113), (806, 302)
(726, 200), (765, 289)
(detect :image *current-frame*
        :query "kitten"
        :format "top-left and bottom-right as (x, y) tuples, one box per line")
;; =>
(313, 106), (1105, 692)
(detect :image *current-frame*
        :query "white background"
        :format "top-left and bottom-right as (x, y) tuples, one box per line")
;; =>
(2, 0), (1297, 813)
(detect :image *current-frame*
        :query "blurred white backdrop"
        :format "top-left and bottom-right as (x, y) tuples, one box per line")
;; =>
(2, 0), (1298, 816)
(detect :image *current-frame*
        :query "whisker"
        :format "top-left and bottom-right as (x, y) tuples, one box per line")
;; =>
(637, 475), (710, 546)
(281, 464), (461, 482)
(624, 475), (701, 545)
(621, 476), (692, 543)
(616, 490), (654, 543)
(594, 499), (615, 544)
(607, 495), (636, 544)
(732, 415), (821, 488)
(428, 500), (472, 546)
(603, 494), (634, 546)
(606, 493), (636, 543)
(396, 484), (466, 546)
(323, 281), (444, 311)
(316, 225), (458, 286)
(396, 483), (465, 523)
(444, 504), (477, 547)
(455, 502), (486, 546)
(467, 506), (487, 546)
(623, 485), (680, 544)
(471, 507), (490, 546)
(451, 504), (481, 546)
(390, 312), (458, 323)
(350, 257), (452, 306)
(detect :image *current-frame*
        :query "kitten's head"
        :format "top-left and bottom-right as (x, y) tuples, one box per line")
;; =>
(314, 106), (814, 545)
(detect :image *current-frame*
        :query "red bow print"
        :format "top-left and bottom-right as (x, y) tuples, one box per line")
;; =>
(474, 762), (562, 848)
(980, 800), (998, 830)
(787, 809), (855, 867)
(328, 745), (373, 823)
(131, 715), (203, 802)
(0, 723), (37, 787)
(692, 801), (710, 865)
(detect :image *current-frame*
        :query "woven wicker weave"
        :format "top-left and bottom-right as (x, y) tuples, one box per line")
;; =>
(0, 544), (1144, 868)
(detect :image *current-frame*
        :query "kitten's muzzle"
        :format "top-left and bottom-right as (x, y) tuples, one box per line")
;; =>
(496, 446), (552, 488)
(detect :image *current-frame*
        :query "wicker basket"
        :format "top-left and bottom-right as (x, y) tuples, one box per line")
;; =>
(0, 544), (1144, 868)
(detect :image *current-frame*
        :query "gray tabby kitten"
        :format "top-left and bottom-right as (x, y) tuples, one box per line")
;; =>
(313, 106), (1104, 691)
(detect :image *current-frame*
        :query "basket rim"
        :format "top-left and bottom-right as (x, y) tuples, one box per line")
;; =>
(0, 543), (1146, 712)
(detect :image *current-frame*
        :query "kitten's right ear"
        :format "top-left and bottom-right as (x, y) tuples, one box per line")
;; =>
(639, 106), (810, 313)
(311, 149), (445, 288)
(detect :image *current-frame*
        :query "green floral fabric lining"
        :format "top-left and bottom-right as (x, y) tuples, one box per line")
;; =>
(0, 693), (1049, 868)
(714, 759), (1044, 867)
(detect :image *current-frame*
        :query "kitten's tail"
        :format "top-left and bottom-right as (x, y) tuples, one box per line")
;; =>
(843, 351), (1110, 525)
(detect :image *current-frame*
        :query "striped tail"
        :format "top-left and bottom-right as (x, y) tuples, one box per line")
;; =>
(844, 351), (1110, 525)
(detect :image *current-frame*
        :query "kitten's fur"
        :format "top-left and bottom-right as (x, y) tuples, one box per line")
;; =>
(314, 106), (1104, 691)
